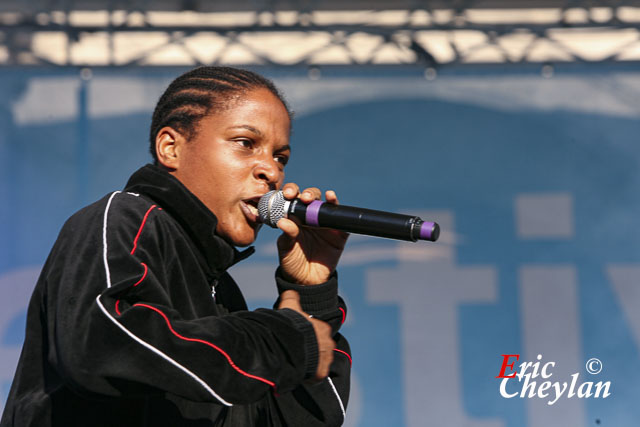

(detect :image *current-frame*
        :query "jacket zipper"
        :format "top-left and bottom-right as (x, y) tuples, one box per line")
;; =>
(210, 278), (218, 301)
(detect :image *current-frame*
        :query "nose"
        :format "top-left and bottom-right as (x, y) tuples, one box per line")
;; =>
(253, 154), (281, 189)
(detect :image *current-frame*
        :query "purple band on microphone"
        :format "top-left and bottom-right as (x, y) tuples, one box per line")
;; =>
(420, 222), (435, 240)
(305, 200), (324, 226)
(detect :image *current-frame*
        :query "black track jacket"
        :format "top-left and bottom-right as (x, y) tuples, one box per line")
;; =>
(1, 164), (351, 426)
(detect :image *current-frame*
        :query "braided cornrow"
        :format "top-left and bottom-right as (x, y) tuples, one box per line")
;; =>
(149, 66), (292, 162)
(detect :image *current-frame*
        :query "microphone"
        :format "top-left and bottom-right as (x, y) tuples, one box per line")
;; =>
(258, 190), (439, 242)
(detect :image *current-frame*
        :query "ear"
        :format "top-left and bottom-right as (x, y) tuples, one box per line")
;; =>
(155, 127), (185, 170)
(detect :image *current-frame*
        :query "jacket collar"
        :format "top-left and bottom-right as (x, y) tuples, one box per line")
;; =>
(124, 164), (254, 275)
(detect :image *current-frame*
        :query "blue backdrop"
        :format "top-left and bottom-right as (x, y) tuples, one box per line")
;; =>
(2, 65), (640, 426)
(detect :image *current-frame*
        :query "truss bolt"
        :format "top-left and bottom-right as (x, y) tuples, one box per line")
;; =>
(80, 68), (93, 81)
(308, 66), (321, 80)
(424, 67), (437, 81)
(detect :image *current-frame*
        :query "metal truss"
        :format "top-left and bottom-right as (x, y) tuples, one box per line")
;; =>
(3, 1), (640, 67)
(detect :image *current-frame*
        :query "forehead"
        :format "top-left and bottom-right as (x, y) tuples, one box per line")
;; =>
(211, 88), (291, 133)
(225, 87), (289, 116)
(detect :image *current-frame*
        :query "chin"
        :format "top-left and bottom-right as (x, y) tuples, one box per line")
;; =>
(220, 225), (259, 248)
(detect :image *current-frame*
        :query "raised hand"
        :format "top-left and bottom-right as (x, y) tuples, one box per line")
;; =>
(276, 184), (349, 285)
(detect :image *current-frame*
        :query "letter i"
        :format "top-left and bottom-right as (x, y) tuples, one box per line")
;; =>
(530, 354), (543, 378)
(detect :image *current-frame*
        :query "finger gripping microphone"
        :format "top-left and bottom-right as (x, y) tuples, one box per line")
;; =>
(258, 190), (439, 242)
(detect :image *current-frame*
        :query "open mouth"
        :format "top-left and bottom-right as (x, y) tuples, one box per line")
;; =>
(240, 197), (261, 224)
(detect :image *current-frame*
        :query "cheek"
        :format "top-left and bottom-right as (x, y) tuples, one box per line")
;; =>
(275, 168), (286, 189)
(200, 152), (244, 190)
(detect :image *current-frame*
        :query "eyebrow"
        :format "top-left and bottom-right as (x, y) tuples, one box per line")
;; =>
(228, 124), (263, 136)
(229, 125), (291, 152)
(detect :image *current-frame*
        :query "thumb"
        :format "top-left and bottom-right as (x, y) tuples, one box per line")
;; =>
(278, 290), (302, 312)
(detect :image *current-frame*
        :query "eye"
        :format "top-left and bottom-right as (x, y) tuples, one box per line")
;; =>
(274, 154), (289, 166)
(234, 138), (254, 149)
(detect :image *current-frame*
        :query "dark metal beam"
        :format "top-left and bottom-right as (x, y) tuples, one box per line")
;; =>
(2, 2), (640, 67)
(4, 0), (640, 13)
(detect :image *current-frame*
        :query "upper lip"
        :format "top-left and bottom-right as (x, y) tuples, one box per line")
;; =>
(242, 195), (263, 208)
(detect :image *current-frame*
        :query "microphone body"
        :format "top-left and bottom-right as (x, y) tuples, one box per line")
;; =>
(258, 190), (439, 242)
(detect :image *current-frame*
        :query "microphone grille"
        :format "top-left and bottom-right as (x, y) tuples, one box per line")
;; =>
(258, 190), (287, 228)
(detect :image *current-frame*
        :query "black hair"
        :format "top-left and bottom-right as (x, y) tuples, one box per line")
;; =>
(149, 66), (292, 162)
